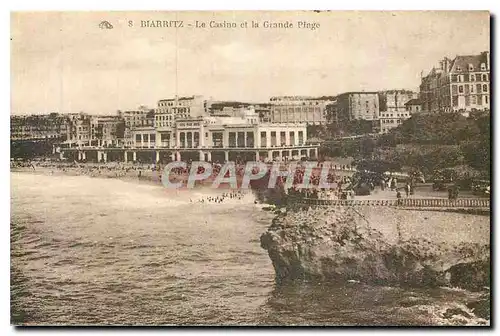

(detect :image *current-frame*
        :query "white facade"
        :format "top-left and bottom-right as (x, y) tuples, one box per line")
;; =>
(155, 95), (206, 128)
(154, 107), (307, 150)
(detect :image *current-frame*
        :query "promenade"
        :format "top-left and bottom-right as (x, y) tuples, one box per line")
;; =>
(291, 197), (490, 209)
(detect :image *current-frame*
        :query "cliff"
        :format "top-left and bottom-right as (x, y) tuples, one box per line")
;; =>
(260, 206), (490, 290)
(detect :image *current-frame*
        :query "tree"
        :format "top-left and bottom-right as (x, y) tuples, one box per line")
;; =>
(360, 136), (376, 158)
(354, 159), (401, 174)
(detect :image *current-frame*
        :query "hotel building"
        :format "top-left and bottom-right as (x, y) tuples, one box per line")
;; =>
(419, 51), (490, 114)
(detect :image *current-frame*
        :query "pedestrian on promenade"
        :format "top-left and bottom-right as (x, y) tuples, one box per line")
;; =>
(390, 178), (396, 191)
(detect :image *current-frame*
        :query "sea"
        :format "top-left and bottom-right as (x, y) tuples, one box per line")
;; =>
(10, 172), (489, 326)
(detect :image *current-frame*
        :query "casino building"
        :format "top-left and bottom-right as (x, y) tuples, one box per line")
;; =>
(57, 106), (319, 164)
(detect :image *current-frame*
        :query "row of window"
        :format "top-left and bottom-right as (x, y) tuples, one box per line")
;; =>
(126, 120), (153, 127)
(156, 107), (191, 114)
(158, 101), (193, 107)
(381, 119), (402, 124)
(272, 107), (322, 112)
(135, 134), (156, 141)
(451, 73), (489, 83)
(455, 63), (487, 72)
(169, 130), (305, 138)
(380, 113), (410, 118)
(453, 84), (489, 95)
(271, 101), (321, 106)
(156, 122), (173, 127)
(126, 116), (149, 121)
(156, 115), (174, 121)
(452, 95), (489, 107)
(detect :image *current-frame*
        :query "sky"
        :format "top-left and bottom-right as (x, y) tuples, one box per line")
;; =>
(11, 11), (490, 115)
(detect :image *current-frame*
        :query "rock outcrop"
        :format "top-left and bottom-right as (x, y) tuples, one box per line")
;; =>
(260, 206), (490, 290)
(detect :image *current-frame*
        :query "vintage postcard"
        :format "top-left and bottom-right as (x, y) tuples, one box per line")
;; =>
(10, 11), (490, 326)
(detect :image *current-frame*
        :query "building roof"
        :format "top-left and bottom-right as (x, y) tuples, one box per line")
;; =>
(423, 51), (489, 78)
(336, 91), (379, 96)
(379, 89), (416, 95)
(404, 98), (421, 106)
(449, 53), (488, 73)
(209, 101), (251, 109)
(158, 95), (202, 102)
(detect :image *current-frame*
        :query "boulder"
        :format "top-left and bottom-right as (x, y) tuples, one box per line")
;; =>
(260, 206), (490, 290)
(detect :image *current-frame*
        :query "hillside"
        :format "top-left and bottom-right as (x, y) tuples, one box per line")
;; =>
(320, 111), (490, 180)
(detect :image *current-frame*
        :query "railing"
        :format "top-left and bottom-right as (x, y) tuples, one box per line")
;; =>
(290, 197), (490, 208)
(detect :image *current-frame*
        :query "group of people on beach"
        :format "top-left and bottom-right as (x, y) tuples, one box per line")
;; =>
(13, 158), (427, 202)
(191, 190), (247, 204)
(11, 160), (161, 180)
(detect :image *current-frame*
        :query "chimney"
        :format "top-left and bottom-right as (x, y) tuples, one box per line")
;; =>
(483, 51), (490, 70)
(443, 57), (449, 73)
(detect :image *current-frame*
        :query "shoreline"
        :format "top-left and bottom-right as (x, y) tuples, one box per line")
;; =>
(11, 166), (491, 215)
(10, 166), (259, 205)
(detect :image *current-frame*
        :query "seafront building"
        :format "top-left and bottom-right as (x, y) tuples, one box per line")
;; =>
(53, 106), (317, 163)
(155, 95), (207, 127)
(378, 90), (418, 134)
(66, 113), (92, 147)
(10, 113), (69, 140)
(419, 51), (490, 114)
(325, 90), (421, 134)
(325, 92), (380, 133)
(269, 96), (335, 125)
(119, 106), (155, 148)
(332, 92), (380, 122)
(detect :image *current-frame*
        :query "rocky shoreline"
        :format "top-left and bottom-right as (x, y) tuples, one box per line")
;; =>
(260, 206), (489, 288)
(260, 206), (490, 321)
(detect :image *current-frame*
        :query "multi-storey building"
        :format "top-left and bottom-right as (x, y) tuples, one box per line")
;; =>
(378, 90), (418, 133)
(210, 106), (248, 118)
(255, 104), (272, 123)
(165, 106), (310, 162)
(90, 115), (125, 148)
(14, 98), (320, 163)
(207, 101), (249, 116)
(66, 113), (92, 147)
(327, 92), (379, 125)
(419, 51), (490, 114)
(153, 95), (207, 151)
(120, 106), (154, 128)
(379, 90), (418, 113)
(208, 101), (272, 123)
(55, 105), (318, 163)
(155, 95), (207, 128)
(269, 96), (334, 125)
(119, 106), (154, 147)
(10, 113), (69, 140)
